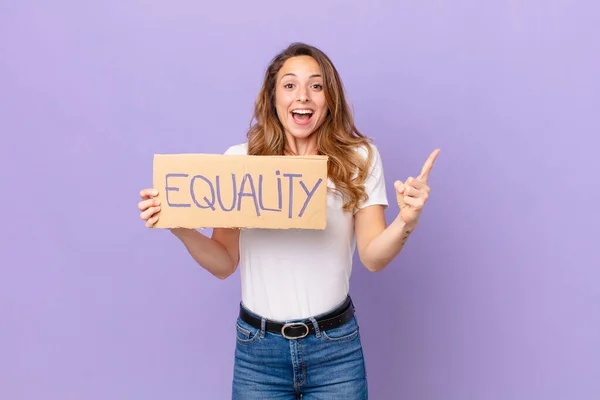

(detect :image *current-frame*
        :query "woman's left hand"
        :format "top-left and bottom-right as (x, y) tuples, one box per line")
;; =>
(394, 149), (440, 228)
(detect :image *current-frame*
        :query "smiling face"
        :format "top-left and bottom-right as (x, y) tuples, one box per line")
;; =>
(274, 55), (328, 140)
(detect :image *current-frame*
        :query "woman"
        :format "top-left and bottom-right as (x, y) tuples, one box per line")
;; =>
(138, 42), (439, 399)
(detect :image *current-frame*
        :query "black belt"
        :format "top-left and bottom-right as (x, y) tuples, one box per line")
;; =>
(239, 296), (355, 340)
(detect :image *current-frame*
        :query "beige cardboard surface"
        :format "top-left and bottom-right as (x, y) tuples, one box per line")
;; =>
(152, 153), (328, 229)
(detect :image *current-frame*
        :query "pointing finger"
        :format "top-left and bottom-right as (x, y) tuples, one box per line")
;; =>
(418, 149), (440, 183)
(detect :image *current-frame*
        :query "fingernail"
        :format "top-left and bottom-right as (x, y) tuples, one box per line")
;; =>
(152, 190), (158, 195)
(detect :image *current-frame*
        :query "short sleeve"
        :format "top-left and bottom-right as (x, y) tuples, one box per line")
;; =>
(355, 143), (389, 213)
(223, 142), (248, 155)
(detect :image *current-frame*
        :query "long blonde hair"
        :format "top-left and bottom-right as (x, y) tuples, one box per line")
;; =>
(246, 42), (374, 212)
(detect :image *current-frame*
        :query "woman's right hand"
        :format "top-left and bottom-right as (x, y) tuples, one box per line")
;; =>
(138, 188), (161, 228)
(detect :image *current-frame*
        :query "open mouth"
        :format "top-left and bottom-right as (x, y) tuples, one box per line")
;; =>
(291, 109), (314, 125)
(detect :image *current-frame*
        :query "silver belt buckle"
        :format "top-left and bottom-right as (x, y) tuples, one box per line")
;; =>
(281, 322), (310, 340)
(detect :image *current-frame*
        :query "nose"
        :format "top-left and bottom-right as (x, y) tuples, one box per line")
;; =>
(297, 87), (310, 102)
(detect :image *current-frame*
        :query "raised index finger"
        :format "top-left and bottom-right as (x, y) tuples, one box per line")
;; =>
(418, 149), (440, 183)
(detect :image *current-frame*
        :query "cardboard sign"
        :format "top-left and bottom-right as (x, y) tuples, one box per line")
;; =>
(152, 153), (328, 229)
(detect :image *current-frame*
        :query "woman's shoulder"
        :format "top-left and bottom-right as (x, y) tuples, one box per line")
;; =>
(223, 142), (248, 155)
(352, 140), (383, 163)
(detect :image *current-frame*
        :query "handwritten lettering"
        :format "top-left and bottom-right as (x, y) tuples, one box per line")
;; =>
(163, 170), (323, 218)
(165, 173), (191, 207)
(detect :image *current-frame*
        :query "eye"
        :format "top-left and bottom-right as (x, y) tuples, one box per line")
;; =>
(283, 83), (295, 89)
(312, 83), (323, 90)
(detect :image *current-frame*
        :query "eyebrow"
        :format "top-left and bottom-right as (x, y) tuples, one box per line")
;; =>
(281, 73), (322, 79)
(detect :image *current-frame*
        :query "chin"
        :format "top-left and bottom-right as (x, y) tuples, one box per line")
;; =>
(287, 128), (316, 139)
(285, 117), (325, 139)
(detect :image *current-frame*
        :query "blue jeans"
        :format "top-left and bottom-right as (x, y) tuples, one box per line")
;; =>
(231, 299), (368, 399)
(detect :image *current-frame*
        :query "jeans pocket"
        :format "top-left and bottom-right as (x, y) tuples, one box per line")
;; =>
(235, 318), (261, 344)
(321, 316), (360, 343)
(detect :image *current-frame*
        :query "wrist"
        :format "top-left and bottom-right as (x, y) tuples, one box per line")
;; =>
(392, 216), (417, 249)
(393, 214), (418, 232)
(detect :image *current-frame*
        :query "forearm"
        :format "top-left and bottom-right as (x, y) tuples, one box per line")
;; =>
(361, 215), (416, 272)
(170, 228), (236, 279)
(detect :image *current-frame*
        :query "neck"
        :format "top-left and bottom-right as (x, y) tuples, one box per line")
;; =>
(284, 134), (318, 156)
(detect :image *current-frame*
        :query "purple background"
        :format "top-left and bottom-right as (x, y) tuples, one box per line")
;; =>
(2, 1), (599, 399)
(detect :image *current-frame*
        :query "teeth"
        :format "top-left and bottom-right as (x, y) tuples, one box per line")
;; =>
(292, 110), (313, 115)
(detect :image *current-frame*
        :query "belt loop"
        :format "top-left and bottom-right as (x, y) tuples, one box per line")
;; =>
(260, 317), (266, 338)
(348, 296), (356, 325)
(308, 317), (321, 338)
